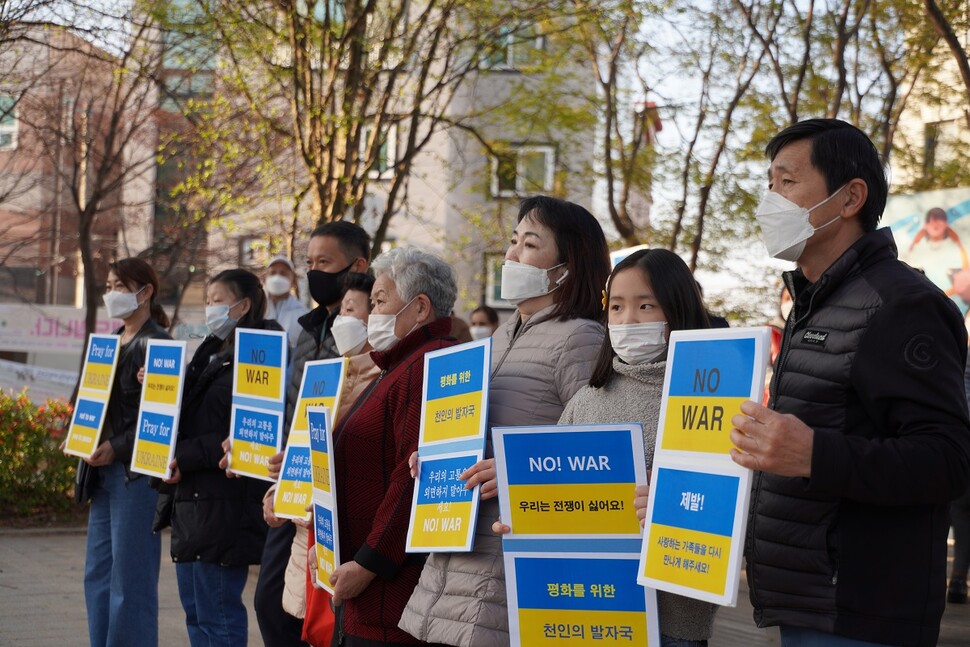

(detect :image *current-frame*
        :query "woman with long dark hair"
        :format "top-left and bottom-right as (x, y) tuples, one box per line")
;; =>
(81, 257), (171, 647)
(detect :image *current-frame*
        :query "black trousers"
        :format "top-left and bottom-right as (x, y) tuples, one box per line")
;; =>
(255, 523), (309, 647)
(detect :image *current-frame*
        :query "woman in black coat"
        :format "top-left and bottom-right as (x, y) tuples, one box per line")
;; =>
(156, 268), (280, 647)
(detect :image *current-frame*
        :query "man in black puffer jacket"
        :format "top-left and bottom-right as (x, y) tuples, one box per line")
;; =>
(730, 118), (970, 647)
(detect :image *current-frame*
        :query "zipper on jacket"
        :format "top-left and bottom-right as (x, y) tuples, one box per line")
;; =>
(489, 315), (533, 379)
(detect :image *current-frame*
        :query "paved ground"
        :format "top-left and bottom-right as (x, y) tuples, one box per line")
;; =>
(2, 525), (970, 646)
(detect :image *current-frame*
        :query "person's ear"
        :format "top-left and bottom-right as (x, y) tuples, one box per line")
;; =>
(352, 257), (368, 274)
(415, 295), (433, 324)
(140, 284), (154, 304)
(236, 297), (251, 318)
(842, 178), (868, 220)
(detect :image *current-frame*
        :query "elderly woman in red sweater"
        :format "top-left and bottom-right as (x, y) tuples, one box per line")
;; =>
(328, 246), (459, 647)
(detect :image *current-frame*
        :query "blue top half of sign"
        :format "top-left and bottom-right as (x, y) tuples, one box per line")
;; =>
(502, 429), (636, 485)
(87, 336), (118, 365)
(415, 454), (477, 505)
(650, 467), (738, 537)
(300, 361), (343, 400)
(668, 338), (755, 398)
(147, 344), (182, 376)
(307, 409), (330, 453)
(237, 330), (285, 368)
(425, 344), (486, 400)
(514, 555), (646, 612)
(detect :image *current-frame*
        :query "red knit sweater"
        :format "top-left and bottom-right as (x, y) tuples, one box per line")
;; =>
(332, 317), (456, 644)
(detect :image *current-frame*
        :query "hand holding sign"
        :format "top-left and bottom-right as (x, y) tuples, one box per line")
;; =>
(634, 484), (649, 527)
(86, 441), (116, 467)
(729, 400), (814, 478)
(330, 561), (376, 606)
(460, 457), (497, 500)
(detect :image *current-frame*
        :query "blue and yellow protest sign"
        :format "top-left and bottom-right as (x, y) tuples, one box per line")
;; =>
(640, 466), (743, 602)
(273, 359), (346, 520)
(405, 339), (492, 553)
(657, 331), (767, 457)
(307, 407), (335, 496)
(505, 555), (658, 647)
(639, 327), (769, 606)
(496, 426), (643, 538)
(232, 329), (287, 402)
(406, 452), (481, 551)
(419, 339), (490, 446)
(131, 340), (187, 479)
(64, 334), (121, 458)
(494, 424), (658, 646)
(229, 329), (287, 481)
(312, 496), (340, 594)
(306, 405), (340, 594)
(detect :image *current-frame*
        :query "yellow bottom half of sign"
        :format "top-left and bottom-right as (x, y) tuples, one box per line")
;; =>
(132, 439), (172, 476)
(316, 545), (336, 592)
(509, 482), (638, 535)
(423, 391), (481, 443)
(143, 374), (181, 405)
(662, 396), (748, 455)
(518, 608), (648, 645)
(294, 397), (335, 433)
(409, 501), (473, 548)
(275, 481), (313, 519)
(643, 523), (733, 596)
(236, 364), (283, 399)
(231, 439), (276, 479)
(65, 424), (99, 457)
(81, 363), (113, 393)
(311, 453), (331, 494)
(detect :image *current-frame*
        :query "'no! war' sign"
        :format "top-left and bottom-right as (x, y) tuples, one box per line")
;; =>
(130, 340), (188, 479)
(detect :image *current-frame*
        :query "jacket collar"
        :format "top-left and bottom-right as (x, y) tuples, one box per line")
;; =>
(785, 227), (896, 312)
(500, 303), (559, 343)
(370, 316), (452, 371)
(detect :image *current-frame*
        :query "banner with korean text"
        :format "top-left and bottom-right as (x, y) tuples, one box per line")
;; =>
(307, 406), (340, 594)
(130, 340), (187, 478)
(274, 358), (347, 520)
(406, 338), (491, 553)
(64, 334), (121, 458)
(228, 328), (288, 481)
(494, 424), (660, 647)
(638, 327), (770, 606)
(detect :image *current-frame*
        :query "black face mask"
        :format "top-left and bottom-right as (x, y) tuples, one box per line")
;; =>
(307, 264), (353, 307)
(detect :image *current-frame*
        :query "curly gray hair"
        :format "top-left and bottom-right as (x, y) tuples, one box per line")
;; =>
(371, 246), (457, 319)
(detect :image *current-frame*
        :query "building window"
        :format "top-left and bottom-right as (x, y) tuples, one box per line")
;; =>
(0, 95), (18, 151)
(362, 124), (397, 179)
(484, 27), (545, 70)
(490, 145), (555, 198)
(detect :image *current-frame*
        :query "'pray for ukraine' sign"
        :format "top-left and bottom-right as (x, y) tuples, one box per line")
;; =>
(64, 334), (121, 458)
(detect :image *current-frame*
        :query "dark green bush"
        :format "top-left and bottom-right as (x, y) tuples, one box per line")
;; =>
(0, 391), (76, 517)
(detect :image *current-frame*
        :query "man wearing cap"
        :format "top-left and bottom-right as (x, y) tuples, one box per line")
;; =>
(265, 255), (310, 353)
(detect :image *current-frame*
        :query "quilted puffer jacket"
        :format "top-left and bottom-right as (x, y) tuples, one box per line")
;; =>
(399, 304), (604, 647)
(747, 228), (970, 647)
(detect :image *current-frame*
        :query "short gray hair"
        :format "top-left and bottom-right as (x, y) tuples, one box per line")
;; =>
(371, 246), (457, 319)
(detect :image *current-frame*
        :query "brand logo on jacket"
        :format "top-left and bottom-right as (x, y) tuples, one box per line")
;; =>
(802, 330), (828, 346)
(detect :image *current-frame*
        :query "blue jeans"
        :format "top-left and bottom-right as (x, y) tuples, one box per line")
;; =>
(661, 636), (707, 647)
(84, 461), (161, 647)
(781, 626), (897, 646)
(176, 561), (250, 647)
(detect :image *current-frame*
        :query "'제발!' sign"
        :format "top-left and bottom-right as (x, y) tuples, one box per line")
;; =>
(638, 327), (769, 606)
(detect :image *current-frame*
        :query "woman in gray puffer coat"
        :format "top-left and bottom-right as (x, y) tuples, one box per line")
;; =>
(560, 248), (719, 646)
(399, 196), (610, 647)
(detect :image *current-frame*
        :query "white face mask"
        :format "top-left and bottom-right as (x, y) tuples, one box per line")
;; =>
(780, 299), (793, 320)
(500, 260), (568, 305)
(103, 286), (145, 320)
(470, 325), (492, 340)
(206, 300), (243, 340)
(265, 274), (292, 297)
(367, 298), (416, 352)
(609, 321), (668, 365)
(754, 185), (846, 261)
(331, 315), (369, 356)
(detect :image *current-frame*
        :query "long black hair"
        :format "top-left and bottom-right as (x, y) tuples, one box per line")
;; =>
(589, 249), (710, 388)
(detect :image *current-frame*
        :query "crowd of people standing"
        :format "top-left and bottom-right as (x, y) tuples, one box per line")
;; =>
(72, 118), (970, 647)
